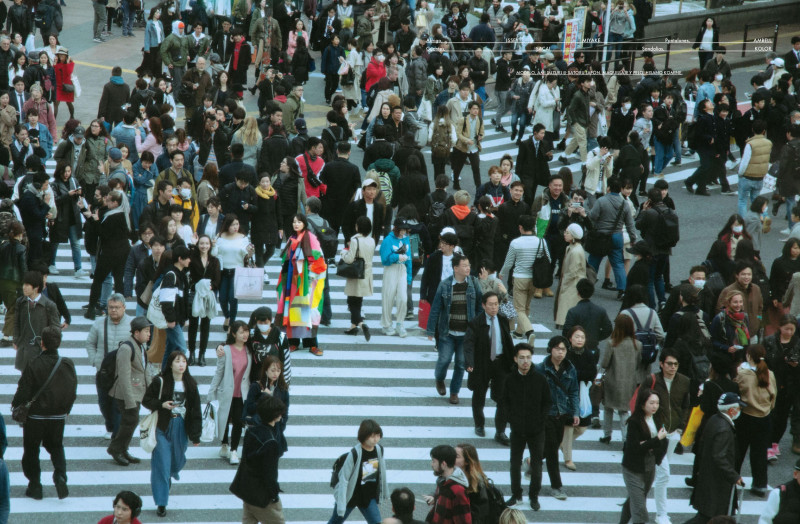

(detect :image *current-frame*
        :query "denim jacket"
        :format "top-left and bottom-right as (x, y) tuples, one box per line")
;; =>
(426, 276), (482, 339)
(535, 356), (580, 418)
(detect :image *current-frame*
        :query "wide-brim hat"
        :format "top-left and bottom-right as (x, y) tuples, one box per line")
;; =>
(55, 47), (69, 56)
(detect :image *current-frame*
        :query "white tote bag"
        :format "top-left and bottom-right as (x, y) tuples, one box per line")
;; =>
(139, 378), (163, 453)
(234, 267), (264, 300)
(146, 284), (168, 329)
(71, 73), (82, 98)
(200, 401), (218, 443)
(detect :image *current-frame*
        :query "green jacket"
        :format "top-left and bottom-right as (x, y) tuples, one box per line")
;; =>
(160, 33), (190, 68)
(282, 93), (304, 134)
(81, 136), (113, 185)
(250, 11), (282, 47)
(567, 89), (590, 128)
(188, 34), (212, 62)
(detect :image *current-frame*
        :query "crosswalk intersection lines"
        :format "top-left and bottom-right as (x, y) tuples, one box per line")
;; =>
(0, 212), (771, 521)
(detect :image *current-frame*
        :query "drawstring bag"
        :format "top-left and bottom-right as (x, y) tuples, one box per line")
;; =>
(139, 378), (163, 453)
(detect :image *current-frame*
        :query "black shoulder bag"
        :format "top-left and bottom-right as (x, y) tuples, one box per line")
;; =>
(584, 202), (626, 257)
(531, 238), (553, 289)
(12, 357), (63, 425)
(302, 153), (323, 189)
(336, 236), (365, 279)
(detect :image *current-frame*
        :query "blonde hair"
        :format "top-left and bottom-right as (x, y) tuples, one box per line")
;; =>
(342, 17), (353, 29)
(498, 508), (527, 524)
(456, 443), (489, 494)
(237, 116), (262, 147)
(454, 190), (470, 205)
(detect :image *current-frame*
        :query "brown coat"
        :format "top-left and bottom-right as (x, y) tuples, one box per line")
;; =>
(0, 104), (16, 146)
(454, 115), (484, 153)
(554, 243), (586, 325)
(715, 281), (763, 335)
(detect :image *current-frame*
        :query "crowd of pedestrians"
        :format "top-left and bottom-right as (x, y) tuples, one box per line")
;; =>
(3, 0), (800, 523)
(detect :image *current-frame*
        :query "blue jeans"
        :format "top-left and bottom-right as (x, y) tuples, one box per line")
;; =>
(648, 254), (669, 307)
(0, 459), (8, 524)
(738, 177), (764, 218)
(608, 32), (624, 60)
(121, 0), (134, 35)
(96, 379), (121, 434)
(322, 275), (332, 324)
(151, 416), (188, 507)
(163, 324), (187, 370)
(51, 224), (82, 270)
(327, 498), (381, 524)
(434, 334), (466, 395)
(673, 131), (682, 162)
(90, 255), (112, 308)
(588, 232), (626, 291)
(587, 136), (599, 152)
(360, 89), (368, 109)
(653, 140), (675, 175)
(510, 111), (531, 135)
(219, 271), (238, 322)
(136, 304), (146, 317)
(476, 86), (487, 115)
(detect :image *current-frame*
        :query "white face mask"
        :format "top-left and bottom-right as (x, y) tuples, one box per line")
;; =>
(730, 408), (741, 420)
(179, 188), (191, 200)
(732, 225), (743, 233)
(257, 323), (270, 333)
(715, 74), (723, 81)
(693, 279), (706, 290)
(623, 103), (631, 111)
(376, 55), (385, 62)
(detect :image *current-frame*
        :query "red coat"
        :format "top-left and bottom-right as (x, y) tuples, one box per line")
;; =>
(54, 61), (75, 103)
(364, 58), (386, 92)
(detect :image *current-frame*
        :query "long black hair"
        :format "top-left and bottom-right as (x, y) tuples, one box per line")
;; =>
(162, 350), (198, 393)
(626, 388), (663, 433)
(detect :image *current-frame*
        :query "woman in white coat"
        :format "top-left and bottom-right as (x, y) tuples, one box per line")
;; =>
(208, 320), (252, 466)
(531, 74), (560, 142)
(554, 224), (587, 328)
(342, 216), (377, 341)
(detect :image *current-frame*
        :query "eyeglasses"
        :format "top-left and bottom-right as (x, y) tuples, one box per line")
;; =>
(664, 361), (679, 367)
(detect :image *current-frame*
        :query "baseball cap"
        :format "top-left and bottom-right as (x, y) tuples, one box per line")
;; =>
(295, 118), (307, 131)
(72, 126), (85, 138)
(543, 52), (555, 61)
(420, 33), (430, 40)
(718, 392), (747, 408)
(362, 178), (379, 188)
(108, 147), (123, 161)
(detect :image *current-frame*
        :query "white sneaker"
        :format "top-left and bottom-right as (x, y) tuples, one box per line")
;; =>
(656, 515), (672, 524)
(48, 265), (60, 275)
(397, 325), (408, 338)
(103, 431), (112, 440)
(782, 228), (792, 235)
(229, 450), (240, 465)
(383, 328), (397, 336)
(219, 444), (230, 458)
(75, 269), (90, 278)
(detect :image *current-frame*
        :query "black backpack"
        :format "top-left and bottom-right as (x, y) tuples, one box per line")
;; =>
(96, 341), (136, 392)
(330, 447), (357, 488)
(485, 478), (508, 524)
(654, 207), (680, 249)
(34, 5), (53, 31)
(309, 219), (339, 260)
(627, 308), (661, 366)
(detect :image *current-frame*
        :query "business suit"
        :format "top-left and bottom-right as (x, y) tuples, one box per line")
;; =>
(784, 47), (800, 81)
(516, 136), (554, 205)
(9, 90), (29, 124)
(464, 311), (514, 435)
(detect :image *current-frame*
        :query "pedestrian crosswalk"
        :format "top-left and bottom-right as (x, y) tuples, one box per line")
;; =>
(1, 242), (774, 523)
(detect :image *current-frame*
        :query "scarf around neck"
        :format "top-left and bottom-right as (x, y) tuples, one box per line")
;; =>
(725, 308), (750, 346)
(255, 185), (276, 199)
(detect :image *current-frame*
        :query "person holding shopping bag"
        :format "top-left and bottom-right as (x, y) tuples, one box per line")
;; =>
(142, 350), (202, 518)
(208, 321), (252, 466)
(212, 214), (254, 331)
(341, 216), (376, 341)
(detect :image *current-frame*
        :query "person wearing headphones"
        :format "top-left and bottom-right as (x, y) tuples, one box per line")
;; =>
(97, 490), (144, 524)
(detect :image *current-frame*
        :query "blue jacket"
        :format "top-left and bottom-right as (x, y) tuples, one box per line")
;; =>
(25, 123), (52, 161)
(426, 275), (482, 339)
(535, 356), (580, 418)
(321, 44), (345, 75)
(693, 82), (716, 117)
(379, 231), (413, 283)
(111, 123), (139, 163)
(144, 20), (164, 52)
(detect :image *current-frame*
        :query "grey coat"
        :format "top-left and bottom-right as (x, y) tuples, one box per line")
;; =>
(109, 337), (150, 410)
(599, 337), (646, 410)
(13, 294), (60, 371)
(86, 315), (132, 369)
(342, 234), (376, 297)
(332, 443), (389, 516)
(588, 192), (637, 240)
(207, 344), (252, 440)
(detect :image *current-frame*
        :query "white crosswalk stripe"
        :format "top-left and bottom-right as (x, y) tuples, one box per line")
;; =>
(0, 228), (769, 523)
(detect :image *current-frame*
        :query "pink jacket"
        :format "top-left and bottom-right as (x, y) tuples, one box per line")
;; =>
(135, 130), (164, 158)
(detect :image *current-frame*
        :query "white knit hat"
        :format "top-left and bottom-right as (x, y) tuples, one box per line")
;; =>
(566, 223), (584, 240)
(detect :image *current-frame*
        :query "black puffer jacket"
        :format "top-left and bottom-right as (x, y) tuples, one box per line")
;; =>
(0, 238), (26, 281)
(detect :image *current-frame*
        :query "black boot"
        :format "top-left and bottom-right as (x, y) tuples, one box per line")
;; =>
(188, 350), (195, 366)
(198, 351), (206, 367)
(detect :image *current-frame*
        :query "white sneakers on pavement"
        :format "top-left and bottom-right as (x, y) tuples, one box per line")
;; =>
(229, 450), (240, 465)
(219, 444), (229, 459)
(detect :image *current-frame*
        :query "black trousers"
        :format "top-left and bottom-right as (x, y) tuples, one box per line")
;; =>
(735, 412), (771, 489)
(450, 149), (481, 189)
(347, 296), (364, 325)
(89, 254), (126, 307)
(324, 73), (340, 101)
(108, 399), (140, 455)
(222, 397), (244, 451)
(543, 416), (565, 490)
(471, 377), (507, 433)
(22, 418), (66, 486)
(188, 315), (210, 353)
(253, 240), (276, 268)
(510, 428), (544, 499)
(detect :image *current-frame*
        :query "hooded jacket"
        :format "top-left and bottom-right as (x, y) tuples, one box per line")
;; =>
(429, 467), (472, 524)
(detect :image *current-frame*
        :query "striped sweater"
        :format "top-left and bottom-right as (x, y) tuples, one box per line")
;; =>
(500, 234), (552, 279)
